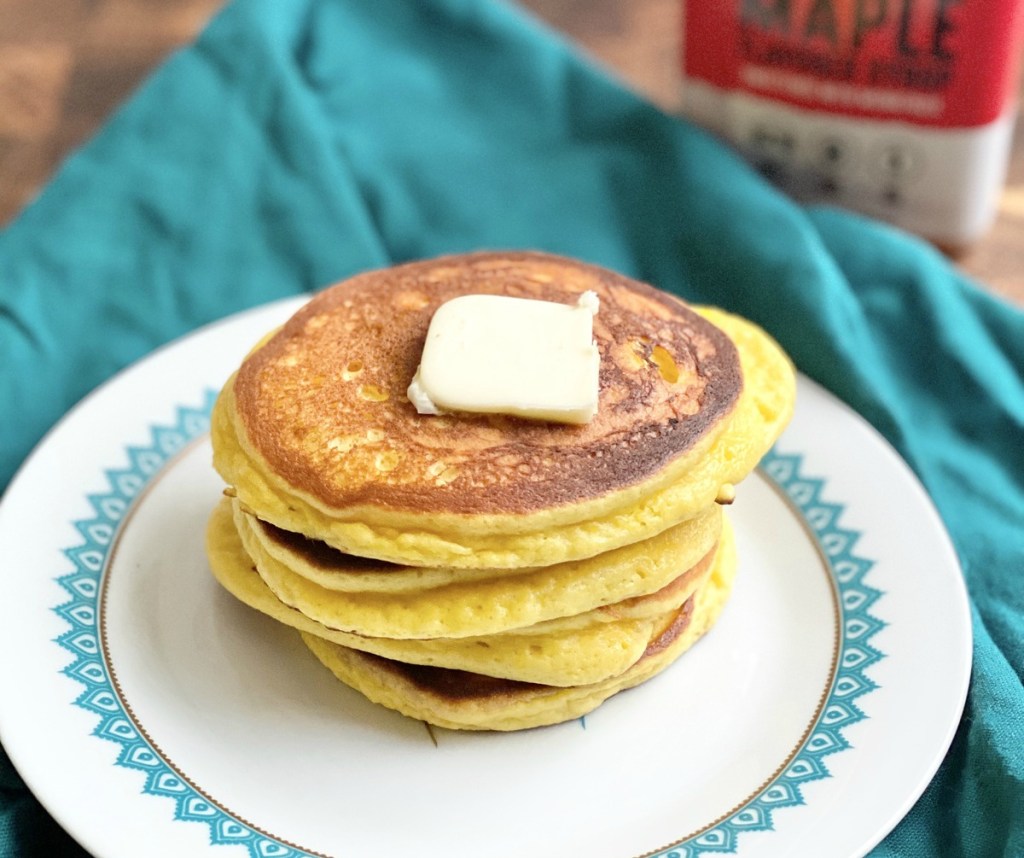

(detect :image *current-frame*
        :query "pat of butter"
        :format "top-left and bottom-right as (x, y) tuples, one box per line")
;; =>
(408, 292), (600, 424)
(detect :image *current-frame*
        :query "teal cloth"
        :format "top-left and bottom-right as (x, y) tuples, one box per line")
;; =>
(1, 0), (1021, 855)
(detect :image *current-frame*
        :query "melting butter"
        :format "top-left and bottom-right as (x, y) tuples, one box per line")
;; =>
(407, 292), (600, 424)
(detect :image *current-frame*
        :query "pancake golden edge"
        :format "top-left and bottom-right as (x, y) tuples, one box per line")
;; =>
(211, 308), (794, 569)
(299, 520), (737, 731)
(247, 514), (541, 593)
(208, 498), (732, 686)
(232, 498), (721, 639)
(239, 500), (719, 638)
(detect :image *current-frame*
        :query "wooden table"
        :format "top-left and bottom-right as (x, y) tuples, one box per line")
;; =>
(1, 0), (1021, 305)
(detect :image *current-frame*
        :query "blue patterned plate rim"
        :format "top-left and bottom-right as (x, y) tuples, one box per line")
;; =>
(55, 393), (880, 858)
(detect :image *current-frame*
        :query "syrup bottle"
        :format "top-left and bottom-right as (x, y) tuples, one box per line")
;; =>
(681, 1), (1024, 249)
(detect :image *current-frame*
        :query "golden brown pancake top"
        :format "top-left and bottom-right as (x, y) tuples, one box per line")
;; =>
(233, 252), (741, 515)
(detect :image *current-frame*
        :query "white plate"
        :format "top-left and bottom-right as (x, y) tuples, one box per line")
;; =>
(0, 298), (971, 858)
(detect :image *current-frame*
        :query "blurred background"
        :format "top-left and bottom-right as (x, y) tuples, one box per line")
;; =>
(1, 0), (1021, 303)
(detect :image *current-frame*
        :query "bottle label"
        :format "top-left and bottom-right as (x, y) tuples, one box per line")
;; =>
(684, 1), (1024, 128)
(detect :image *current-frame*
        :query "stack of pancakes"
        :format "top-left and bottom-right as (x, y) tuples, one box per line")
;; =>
(206, 252), (795, 731)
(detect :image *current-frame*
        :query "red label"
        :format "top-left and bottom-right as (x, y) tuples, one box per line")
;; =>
(683, 0), (1024, 127)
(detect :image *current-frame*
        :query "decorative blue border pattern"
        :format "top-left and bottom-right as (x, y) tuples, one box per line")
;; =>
(657, 449), (885, 857)
(56, 391), (316, 858)
(54, 401), (884, 858)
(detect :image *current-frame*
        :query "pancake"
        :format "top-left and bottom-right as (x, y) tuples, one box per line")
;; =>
(231, 498), (721, 639)
(211, 252), (794, 568)
(207, 497), (733, 686)
(248, 516), (533, 593)
(299, 523), (737, 731)
(205, 251), (795, 728)
(242, 498), (713, 597)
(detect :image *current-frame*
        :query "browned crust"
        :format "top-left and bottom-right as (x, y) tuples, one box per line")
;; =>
(261, 520), (401, 573)
(233, 251), (741, 515)
(355, 596), (695, 702)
